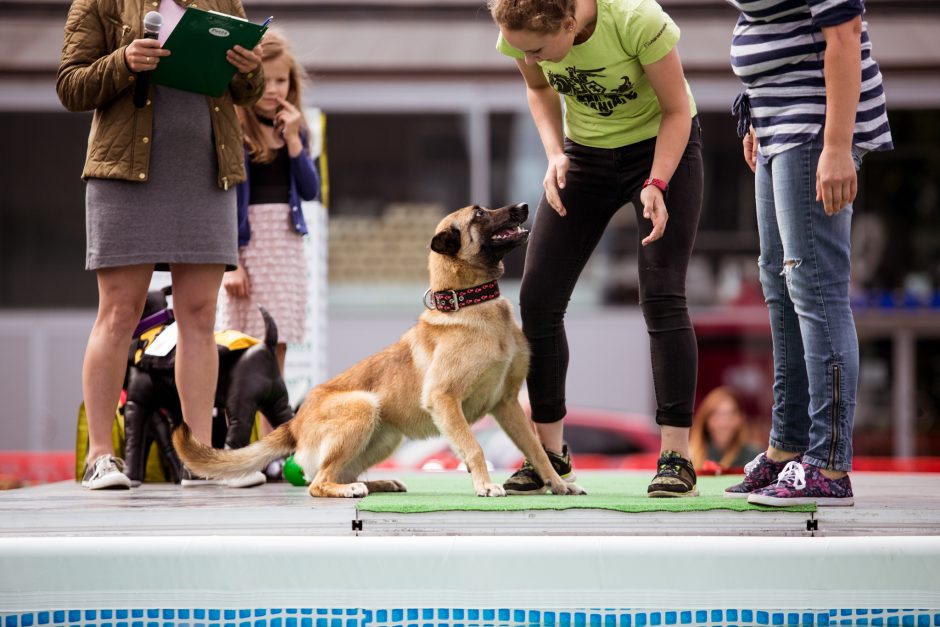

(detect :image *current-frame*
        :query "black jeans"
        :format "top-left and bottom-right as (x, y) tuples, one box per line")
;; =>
(520, 117), (703, 428)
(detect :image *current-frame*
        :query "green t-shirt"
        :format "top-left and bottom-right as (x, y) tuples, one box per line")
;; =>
(497, 0), (697, 149)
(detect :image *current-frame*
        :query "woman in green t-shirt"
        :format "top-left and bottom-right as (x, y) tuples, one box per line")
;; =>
(488, 0), (703, 497)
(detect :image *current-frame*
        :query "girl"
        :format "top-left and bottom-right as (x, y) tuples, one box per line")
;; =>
(487, 0), (704, 497)
(219, 30), (320, 388)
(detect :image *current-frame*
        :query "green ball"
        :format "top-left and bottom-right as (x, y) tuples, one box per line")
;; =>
(282, 455), (308, 486)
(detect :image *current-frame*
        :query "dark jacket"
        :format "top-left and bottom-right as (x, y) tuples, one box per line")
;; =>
(236, 131), (320, 246)
(56, 0), (265, 189)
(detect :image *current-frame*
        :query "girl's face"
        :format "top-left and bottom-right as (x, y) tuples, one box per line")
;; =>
(255, 54), (292, 117)
(500, 18), (576, 65)
(706, 398), (744, 450)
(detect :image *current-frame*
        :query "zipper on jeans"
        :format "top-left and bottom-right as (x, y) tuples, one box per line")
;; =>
(828, 364), (841, 467)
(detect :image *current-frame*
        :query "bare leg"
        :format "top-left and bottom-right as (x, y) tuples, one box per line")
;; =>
(83, 265), (153, 463)
(170, 264), (225, 447)
(660, 425), (691, 458)
(535, 420), (565, 454)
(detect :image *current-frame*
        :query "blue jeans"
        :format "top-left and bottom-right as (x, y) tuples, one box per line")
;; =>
(755, 138), (865, 472)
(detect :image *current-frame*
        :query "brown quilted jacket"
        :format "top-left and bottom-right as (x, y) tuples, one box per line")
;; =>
(56, 0), (264, 189)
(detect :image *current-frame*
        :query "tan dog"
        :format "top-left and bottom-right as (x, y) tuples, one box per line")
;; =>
(173, 203), (585, 498)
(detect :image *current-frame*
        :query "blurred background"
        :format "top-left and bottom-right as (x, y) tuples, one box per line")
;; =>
(1, 0), (938, 483)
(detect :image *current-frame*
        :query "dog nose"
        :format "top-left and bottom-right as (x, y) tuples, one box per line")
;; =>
(510, 202), (528, 221)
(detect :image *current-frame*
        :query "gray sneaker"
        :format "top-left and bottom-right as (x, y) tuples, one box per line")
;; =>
(180, 467), (266, 488)
(81, 454), (132, 490)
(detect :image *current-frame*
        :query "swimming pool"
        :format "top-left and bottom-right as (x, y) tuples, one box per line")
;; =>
(2, 537), (938, 627)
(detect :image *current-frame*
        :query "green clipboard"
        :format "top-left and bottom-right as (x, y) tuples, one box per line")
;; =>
(152, 8), (267, 98)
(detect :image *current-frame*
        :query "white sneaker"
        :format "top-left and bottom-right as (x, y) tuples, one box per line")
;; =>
(81, 454), (132, 490)
(180, 468), (266, 488)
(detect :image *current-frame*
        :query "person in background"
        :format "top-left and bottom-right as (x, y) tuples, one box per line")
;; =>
(57, 0), (264, 489)
(723, 0), (893, 506)
(487, 0), (704, 497)
(218, 29), (320, 424)
(689, 387), (762, 474)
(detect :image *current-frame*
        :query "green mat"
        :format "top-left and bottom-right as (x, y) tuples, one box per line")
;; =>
(357, 473), (815, 514)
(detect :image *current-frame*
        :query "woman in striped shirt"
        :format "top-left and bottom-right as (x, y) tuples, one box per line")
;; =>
(723, 0), (893, 507)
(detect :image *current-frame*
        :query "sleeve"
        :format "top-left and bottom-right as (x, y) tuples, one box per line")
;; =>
(291, 134), (321, 202)
(806, 0), (864, 29)
(625, 0), (681, 66)
(496, 33), (525, 60)
(226, 0), (265, 106)
(56, 0), (135, 112)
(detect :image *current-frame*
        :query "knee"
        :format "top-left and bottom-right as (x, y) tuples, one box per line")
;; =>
(96, 299), (144, 340)
(173, 296), (218, 335)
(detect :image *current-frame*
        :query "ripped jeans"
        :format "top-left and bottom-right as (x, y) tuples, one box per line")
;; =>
(755, 137), (865, 471)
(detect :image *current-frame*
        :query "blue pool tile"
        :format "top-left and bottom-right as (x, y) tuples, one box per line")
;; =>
(4, 615), (15, 627)
(772, 612), (784, 625)
(635, 613), (647, 627)
(544, 611), (556, 625)
(903, 618), (915, 627)
(575, 611), (588, 626)
(712, 610), (723, 623)
(679, 611), (691, 624)
(53, 611), (65, 624)
(86, 611), (98, 622)
(802, 612), (815, 625)
(20, 616), (32, 627)
(605, 614), (617, 627)
(300, 619), (311, 627)
(789, 612), (801, 625)
(421, 609), (433, 620)
(619, 615), (631, 627)
(696, 611), (708, 624)
(530, 611), (542, 624)
(514, 610), (526, 623)
(727, 610), (738, 622)
(650, 612), (661, 626)
(917, 615), (930, 627)
(37, 612), (49, 626)
(68, 611), (80, 623)
(589, 612), (601, 627)
(116, 622), (127, 627)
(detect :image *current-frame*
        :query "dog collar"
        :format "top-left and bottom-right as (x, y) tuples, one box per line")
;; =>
(423, 280), (500, 312)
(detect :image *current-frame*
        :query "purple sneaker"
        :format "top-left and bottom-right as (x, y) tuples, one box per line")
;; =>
(747, 461), (854, 507)
(723, 452), (799, 499)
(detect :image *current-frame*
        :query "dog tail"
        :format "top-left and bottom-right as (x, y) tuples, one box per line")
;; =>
(258, 305), (278, 350)
(172, 421), (295, 479)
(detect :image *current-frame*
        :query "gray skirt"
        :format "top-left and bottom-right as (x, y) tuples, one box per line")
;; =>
(85, 86), (237, 270)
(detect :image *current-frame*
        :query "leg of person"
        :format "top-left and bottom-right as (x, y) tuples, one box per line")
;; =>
(725, 150), (810, 498)
(748, 140), (858, 507)
(171, 263), (266, 488)
(504, 141), (624, 494)
(627, 121), (703, 497)
(81, 264), (153, 489)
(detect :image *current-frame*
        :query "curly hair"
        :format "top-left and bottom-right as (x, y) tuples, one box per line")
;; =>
(486, 0), (577, 34)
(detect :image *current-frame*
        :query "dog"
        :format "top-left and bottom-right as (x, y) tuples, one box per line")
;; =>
(173, 202), (585, 498)
(124, 290), (293, 484)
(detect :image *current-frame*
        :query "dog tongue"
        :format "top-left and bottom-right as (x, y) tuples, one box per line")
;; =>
(494, 227), (517, 239)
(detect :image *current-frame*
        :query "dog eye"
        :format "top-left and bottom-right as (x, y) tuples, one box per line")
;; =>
(474, 208), (486, 218)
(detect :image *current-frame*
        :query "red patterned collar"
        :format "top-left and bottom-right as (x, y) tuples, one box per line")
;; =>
(423, 280), (501, 313)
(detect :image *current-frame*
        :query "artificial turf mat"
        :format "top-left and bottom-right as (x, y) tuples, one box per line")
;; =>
(357, 473), (816, 514)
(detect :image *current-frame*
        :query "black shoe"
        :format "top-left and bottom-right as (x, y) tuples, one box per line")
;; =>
(647, 451), (699, 497)
(503, 444), (576, 495)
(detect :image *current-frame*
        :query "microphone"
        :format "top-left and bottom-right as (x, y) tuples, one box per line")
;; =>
(133, 11), (163, 108)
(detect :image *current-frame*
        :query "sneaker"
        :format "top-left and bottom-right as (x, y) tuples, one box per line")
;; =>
(180, 467), (266, 488)
(647, 451), (698, 497)
(503, 444), (576, 495)
(724, 452), (800, 499)
(747, 461), (854, 507)
(81, 454), (132, 490)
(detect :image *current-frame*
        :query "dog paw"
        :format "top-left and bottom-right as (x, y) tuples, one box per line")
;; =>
(549, 481), (587, 495)
(476, 483), (506, 497)
(388, 479), (408, 492)
(344, 482), (369, 498)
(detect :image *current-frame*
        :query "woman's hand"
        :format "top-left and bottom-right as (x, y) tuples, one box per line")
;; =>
(223, 266), (251, 298)
(227, 43), (263, 74)
(742, 126), (758, 173)
(543, 153), (570, 217)
(123, 38), (170, 73)
(816, 146), (857, 215)
(640, 184), (669, 246)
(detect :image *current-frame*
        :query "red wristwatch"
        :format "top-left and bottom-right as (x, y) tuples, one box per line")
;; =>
(642, 177), (669, 194)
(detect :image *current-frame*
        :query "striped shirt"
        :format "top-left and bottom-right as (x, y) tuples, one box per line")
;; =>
(728, 0), (893, 159)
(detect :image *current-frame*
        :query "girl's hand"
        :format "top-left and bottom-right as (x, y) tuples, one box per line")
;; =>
(543, 154), (570, 217)
(640, 184), (669, 246)
(227, 43), (263, 74)
(816, 146), (857, 215)
(274, 97), (302, 139)
(223, 266), (251, 298)
(742, 126), (758, 173)
(123, 38), (170, 73)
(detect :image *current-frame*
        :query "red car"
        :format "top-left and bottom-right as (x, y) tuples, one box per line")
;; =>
(375, 406), (662, 472)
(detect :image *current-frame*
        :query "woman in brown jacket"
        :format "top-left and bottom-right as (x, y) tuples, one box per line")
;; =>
(57, 0), (265, 489)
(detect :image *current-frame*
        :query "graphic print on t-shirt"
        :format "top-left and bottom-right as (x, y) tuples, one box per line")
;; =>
(546, 66), (638, 117)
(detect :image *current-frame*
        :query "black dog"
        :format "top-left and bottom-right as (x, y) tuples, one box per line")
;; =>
(123, 289), (294, 483)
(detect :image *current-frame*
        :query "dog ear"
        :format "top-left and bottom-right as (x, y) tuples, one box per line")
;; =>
(430, 226), (461, 256)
